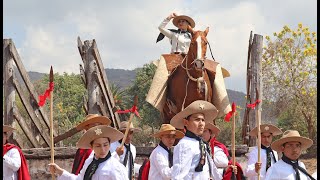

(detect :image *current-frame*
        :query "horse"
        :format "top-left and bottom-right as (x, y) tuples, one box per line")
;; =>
(163, 26), (214, 123)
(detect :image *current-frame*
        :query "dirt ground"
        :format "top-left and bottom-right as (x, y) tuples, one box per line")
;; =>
(300, 157), (317, 174)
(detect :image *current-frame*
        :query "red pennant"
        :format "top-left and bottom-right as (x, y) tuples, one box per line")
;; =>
(224, 102), (236, 122)
(116, 105), (141, 119)
(38, 82), (54, 107)
(247, 99), (261, 109)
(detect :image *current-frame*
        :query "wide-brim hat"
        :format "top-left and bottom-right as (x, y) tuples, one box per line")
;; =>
(170, 100), (218, 129)
(205, 122), (221, 137)
(271, 130), (313, 152)
(118, 121), (141, 132)
(76, 114), (112, 131)
(249, 124), (283, 137)
(152, 124), (184, 139)
(3, 125), (15, 137)
(76, 125), (124, 149)
(173, 15), (195, 28)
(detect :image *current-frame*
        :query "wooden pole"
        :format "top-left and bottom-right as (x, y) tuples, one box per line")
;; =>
(232, 112), (236, 174)
(120, 113), (135, 148)
(49, 66), (55, 180)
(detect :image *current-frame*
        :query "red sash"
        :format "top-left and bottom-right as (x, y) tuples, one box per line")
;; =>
(71, 148), (93, 175)
(222, 160), (245, 180)
(3, 144), (31, 180)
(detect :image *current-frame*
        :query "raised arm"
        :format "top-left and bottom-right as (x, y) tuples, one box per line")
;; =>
(158, 13), (177, 39)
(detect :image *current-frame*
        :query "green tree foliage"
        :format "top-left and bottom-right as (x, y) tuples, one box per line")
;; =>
(262, 24), (317, 140)
(124, 63), (162, 146)
(34, 72), (87, 145)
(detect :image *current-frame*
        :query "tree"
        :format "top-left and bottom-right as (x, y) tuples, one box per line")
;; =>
(124, 63), (162, 145)
(262, 24), (317, 140)
(34, 72), (87, 145)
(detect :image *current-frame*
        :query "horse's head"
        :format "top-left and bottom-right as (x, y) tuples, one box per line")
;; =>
(187, 26), (209, 69)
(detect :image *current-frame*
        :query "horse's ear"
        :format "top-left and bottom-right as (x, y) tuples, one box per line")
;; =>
(187, 25), (195, 35)
(204, 27), (209, 36)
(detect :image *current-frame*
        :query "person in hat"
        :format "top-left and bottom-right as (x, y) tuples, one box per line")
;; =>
(110, 121), (141, 180)
(245, 124), (283, 180)
(265, 130), (315, 180)
(148, 124), (185, 179)
(170, 100), (222, 180)
(49, 125), (128, 180)
(71, 114), (112, 175)
(157, 12), (195, 55)
(3, 125), (31, 180)
(201, 122), (229, 176)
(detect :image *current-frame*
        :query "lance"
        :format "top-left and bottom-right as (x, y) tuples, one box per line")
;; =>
(231, 104), (237, 180)
(49, 66), (55, 180)
(256, 88), (262, 180)
(119, 95), (139, 148)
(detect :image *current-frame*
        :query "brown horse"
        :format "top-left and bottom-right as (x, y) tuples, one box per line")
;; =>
(163, 26), (214, 123)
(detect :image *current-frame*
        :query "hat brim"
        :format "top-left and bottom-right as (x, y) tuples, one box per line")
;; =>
(173, 15), (195, 28)
(76, 116), (112, 130)
(249, 124), (283, 137)
(152, 130), (185, 139)
(205, 123), (220, 136)
(170, 101), (218, 129)
(76, 125), (124, 149)
(271, 136), (313, 152)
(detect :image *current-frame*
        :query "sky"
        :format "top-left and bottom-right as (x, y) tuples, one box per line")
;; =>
(3, 0), (317, 93)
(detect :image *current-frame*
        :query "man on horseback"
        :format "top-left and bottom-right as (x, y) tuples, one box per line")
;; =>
(157, 12), (195, 55)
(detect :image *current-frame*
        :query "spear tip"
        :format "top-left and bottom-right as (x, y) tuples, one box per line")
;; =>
(50, 66), (54, 82)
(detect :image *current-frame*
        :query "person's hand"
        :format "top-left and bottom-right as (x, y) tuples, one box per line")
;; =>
(227, 165), (238, 174)
(255, 162), (262, 173)
(48, 163), (64, 176)
(167, 12), (178, 20)
(116, 146), (124, 156)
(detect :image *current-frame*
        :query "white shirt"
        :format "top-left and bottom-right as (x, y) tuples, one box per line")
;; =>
(265, 159), (310, 180)
(213, 146), (229, 176)
(110, 141), (136, 177)
(245, 146), (278, 180)
(158, 18), (192, 54)
(171, 136), (222, 180)
(58, 154), (128, 180)
(3, 148), (21, 180)
(149, 145), (172, 180)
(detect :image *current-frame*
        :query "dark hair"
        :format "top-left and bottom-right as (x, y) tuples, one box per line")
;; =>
(90, 137), (111, 146)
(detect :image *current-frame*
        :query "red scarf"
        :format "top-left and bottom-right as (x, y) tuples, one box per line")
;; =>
(223, 160), (245, 180)
(71, 148), (93, 175)
(3, 144), (31, 180)
(209, 137), (230, 157)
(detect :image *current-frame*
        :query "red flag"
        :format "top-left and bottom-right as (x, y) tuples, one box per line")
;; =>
(116, 105), (141, 119)
(247, 99), (261, 109)
(224, 102), (236, 122)
(38, 82), (54, 107)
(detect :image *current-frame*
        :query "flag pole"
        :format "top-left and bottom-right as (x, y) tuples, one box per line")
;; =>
(232, 108), (236, 176)
(49, 66), (55, 180)
(120, 95), (138, 148)
(256, 89), (262, 180)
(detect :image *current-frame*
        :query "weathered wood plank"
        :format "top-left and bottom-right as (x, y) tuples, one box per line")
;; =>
(3, 39), (15, 137)
(83, 96), (88, 114)
(13, 78), (51, 147)
(77, 36), (84, 62)
(8, 40), (57, 137)
(22, 147), (78, 159)
(79, 64), (86, 86)
(13, 105), (41, 148)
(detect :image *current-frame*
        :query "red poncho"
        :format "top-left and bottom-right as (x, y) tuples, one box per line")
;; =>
(3, 143), (31, 180)
(71, 148), (93, 175)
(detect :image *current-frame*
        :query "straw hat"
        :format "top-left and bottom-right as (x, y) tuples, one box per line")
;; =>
(170, 100), (218, 129)
(3, 125), (15, 137)
(76, 125), (124, 149)
(173, 15), (195, 28)
(76, 114), (112, 131)
(118, 121), (141, 132)
(271, 130), (313, 152)
(249, 124), (283, 137)
(152, 124), (184, 139)
(204, 122), (220, 137)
